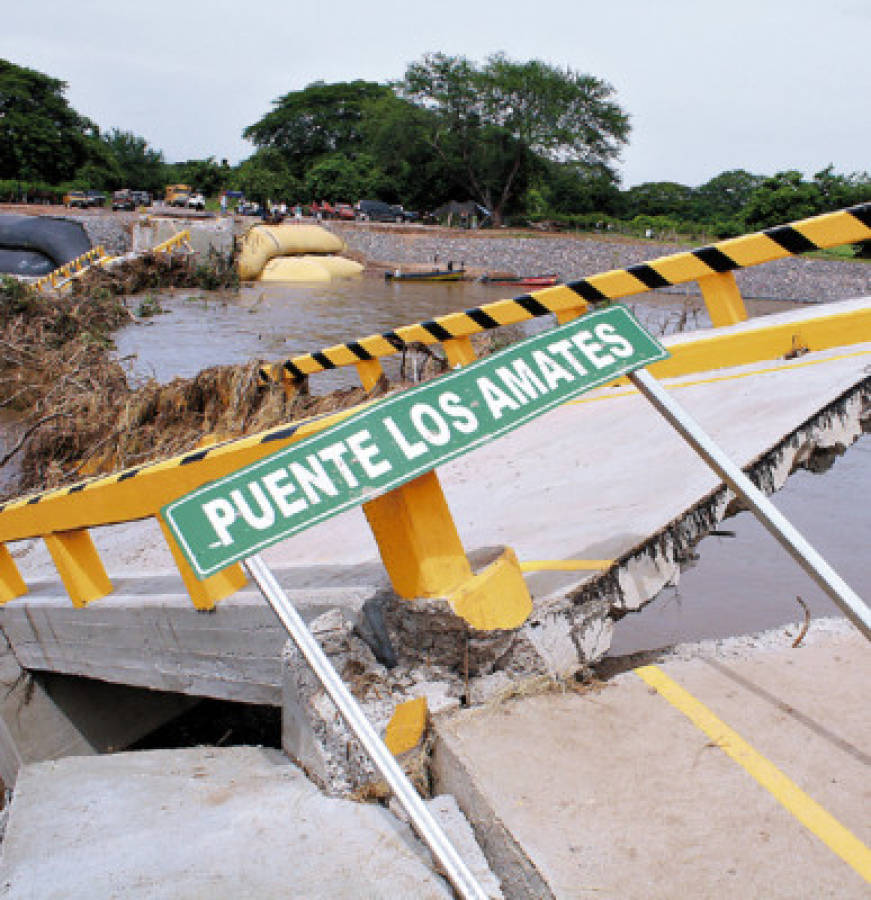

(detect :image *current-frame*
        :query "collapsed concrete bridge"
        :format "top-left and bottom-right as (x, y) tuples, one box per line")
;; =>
(0, 208), (869, 897)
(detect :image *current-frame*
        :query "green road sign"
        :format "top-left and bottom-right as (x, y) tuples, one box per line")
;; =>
(162, 305), (668, 578)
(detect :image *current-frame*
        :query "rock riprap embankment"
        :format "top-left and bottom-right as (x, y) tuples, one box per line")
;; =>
(334, 224), (871, 303)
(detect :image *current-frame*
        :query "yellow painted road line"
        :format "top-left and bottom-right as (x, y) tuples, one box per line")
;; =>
(635, 664), (871, 883)
(519, 559), (614, 573)
(567, 347), (871, 407)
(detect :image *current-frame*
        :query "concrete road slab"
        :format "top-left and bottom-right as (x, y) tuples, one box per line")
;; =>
(1, 336), (867, 702)
(0, 746), (455, 899)
(433, 622), (870, 899)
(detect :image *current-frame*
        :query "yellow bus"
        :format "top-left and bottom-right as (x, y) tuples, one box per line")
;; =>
(165, 184), (191, 207)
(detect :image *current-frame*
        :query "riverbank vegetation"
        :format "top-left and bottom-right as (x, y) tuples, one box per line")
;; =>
(0, 272), (458, 498)
(2, 55), (870, 249)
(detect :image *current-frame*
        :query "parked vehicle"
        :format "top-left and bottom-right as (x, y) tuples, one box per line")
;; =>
(355, 199), (418, 223)
(63, 190), (106, 209)
(165, 184), (192, 207)
(187, 193), (206, 211)
(333, 203), (356, 220)
(112, 189), (135, 211)
(131, 190), (152, 207)
(63, 191), (89, 208)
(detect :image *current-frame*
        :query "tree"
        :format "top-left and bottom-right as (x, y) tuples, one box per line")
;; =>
(811, 164), (871, 210)
(243, 81), (393, 177)
(742, 170), (825, 230)
(400, 52), (629, 225)
(69, 138), (123, 190)
(692, 169), (764, 219)
(360, 94), (458, 210)
(534, 161), (623, 216)
(102, 129), (165, 192)
(623, 181), (695, 219)
(0, 58), (102, 185)
(303, 152), (384, 202)
(229, 148), (300, 205)
(164, 157), (226, 196)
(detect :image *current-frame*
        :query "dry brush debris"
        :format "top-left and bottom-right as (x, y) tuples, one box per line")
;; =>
(0, 265), (467, 499)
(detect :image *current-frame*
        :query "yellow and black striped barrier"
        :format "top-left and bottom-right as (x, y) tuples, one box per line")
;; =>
(33, 230), (192, 294)
(263, 203), (871, 391)
(34, 246), (111, 292)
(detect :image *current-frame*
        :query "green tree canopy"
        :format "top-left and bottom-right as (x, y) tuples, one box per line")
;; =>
(243, 80), (393, 177)
(623, 181), (696, 219)
(743, 170), (833, 230)
(535, 161), (623, 216)
(359, 94), (459, 210)
(102, 129), (166, 192)
(692, 169), (764, 219)
(303, 152), (384, 202)
(229, 148), (300, 205)
(399, 52), (630, 224)
(0, 58), (102, 184)
(164, 157), (227, 196)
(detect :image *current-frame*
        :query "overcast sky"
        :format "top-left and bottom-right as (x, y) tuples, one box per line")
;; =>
(3, 0), (868, 187)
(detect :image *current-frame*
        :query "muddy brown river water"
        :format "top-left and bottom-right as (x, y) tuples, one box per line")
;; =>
(112, 276), (799, 389)
(108, 278), (868, 652)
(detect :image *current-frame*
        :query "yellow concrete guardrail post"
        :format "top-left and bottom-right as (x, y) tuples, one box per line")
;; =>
(355, 359), (385, 392)
(362, 470), (473, 599)
(442, 336), (477, 368)
(0, 545), (27, 604)
(157, 517), (247, 610)
(699, 272), (748, 326)
(43, 529), (112, 607)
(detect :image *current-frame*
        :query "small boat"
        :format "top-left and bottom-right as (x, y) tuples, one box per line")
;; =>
(384, 267), (466, 282)
(478, 273), (560, 287)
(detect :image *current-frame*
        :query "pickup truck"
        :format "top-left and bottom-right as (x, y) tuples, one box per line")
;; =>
(355, 199), (418, 222)
(63, 190), (107, 209)
(186, 193), (206, 211)
(112, 189), (135, 211)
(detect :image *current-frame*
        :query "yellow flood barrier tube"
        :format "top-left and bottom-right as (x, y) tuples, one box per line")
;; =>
(259, 255), (364, 282)
(237, 224), (345, 280)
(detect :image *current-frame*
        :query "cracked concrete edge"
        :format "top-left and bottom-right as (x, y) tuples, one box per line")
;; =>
(430, 729), (555, 900)
(595, 615), (859, 677)
(279, 376), (870, 768)
(564, 376), (870, 642)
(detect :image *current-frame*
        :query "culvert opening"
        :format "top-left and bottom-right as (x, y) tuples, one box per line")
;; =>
(130, 698), (281, 751)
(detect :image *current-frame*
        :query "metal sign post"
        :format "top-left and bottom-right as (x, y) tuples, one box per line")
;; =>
(629, 368), (871, 641)
(242, 555), (488, 900)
